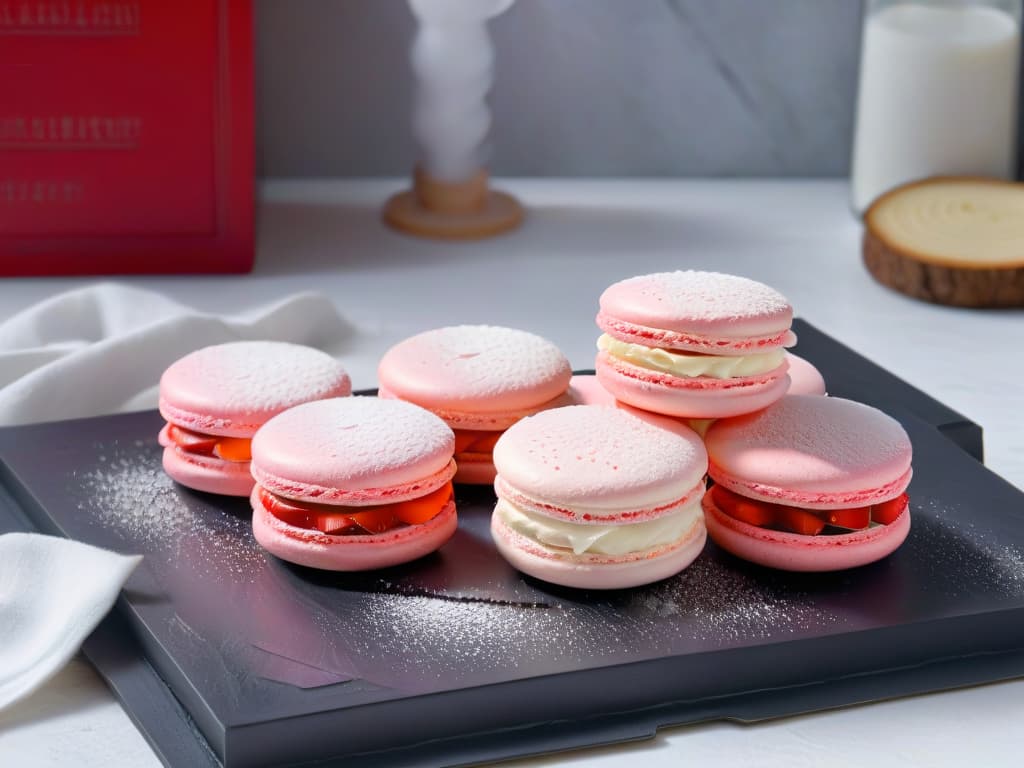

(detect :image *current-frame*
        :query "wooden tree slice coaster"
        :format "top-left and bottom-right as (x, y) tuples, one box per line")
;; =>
(863, 177), (1024, 308)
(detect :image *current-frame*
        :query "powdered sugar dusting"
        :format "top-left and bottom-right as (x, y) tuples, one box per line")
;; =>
(495, 405), (707, 509)
(252, 397), (455, 490)
(159, 341), (351, 432)
(625, 554), (842, 643)
(378, 325), (572, 411)
(907, 497), (1024, 599)
(348, 595), (598, 677)
(325, 554), (842, 687)
(600, 271), (792, 329)
(706, 396), (912, 493)
(79, 444), (264, 581)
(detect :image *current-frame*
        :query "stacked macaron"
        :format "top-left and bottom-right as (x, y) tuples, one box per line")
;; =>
(159, 341), (351, 496)
(378, 325), (573, 484)
(490, 405), (708, 589)
(702, 396), (912, 571)
(250, 397), (458, 571)
(595, 271), (796, 418)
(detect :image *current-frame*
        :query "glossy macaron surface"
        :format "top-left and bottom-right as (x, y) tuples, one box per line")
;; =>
(251, 397), (456, 504)
(159, 341), (352, 437)
(705, 395), (912, 509)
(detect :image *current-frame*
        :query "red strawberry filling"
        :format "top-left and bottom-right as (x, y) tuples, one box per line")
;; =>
(259, 482), (453, 536)
(711, 485), (908, 535)
(165, 424), (252, 462)
(452, 429), (503, 460)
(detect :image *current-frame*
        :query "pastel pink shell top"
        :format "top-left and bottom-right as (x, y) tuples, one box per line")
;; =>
(159, 341), (351, 437)
(493, 405), (707, 518)
(377, 325), (572, 418)
(597, 270), (796, 354)
(251, 397), (455, 505)
(705, 395), (912, 509)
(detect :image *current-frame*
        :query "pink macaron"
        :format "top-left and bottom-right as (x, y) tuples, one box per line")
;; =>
(702, 395), (912, 572)
(250, 397), (458, 571)
(567, 374), (617, 407)
(378, 325), (573, 485)
(491, 405), (708, 589)
(159, 341), (351, 496)
(786, 352), (827, 396)
(595, 271), (796, 418)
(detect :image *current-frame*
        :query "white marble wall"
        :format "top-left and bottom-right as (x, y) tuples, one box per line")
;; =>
(256, 0), (1018, 177)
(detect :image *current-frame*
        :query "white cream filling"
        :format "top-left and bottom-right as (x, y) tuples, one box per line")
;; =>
(495, 496), (703, 556)
(597, 334), (785, 379)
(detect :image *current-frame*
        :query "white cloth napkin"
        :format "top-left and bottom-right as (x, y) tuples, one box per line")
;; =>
(0, 283), (354, 711)
(0, 534), (142, 710)
(0, 283), (353, 425)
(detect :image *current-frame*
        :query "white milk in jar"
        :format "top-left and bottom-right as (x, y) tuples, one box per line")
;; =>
(851, 1), (1021, 214)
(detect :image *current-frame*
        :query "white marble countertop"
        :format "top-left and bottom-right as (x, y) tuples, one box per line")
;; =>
(1, 179), (1022, 766)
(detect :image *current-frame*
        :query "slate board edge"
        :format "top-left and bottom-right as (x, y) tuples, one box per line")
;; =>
(5, 466), (1024, 768)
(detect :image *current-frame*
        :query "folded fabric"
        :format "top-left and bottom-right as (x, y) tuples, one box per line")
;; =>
(0, 283), (355, 712)
(0, 283), (353, 426)
(0, 533), (142, 710)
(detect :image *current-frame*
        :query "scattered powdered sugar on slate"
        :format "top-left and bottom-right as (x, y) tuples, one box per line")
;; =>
(602, 271), (791, 323)
(324, 557), (841, 688)
(379, 325), (572, 406)
(350, 595), (588, 676)
(78, 444), (263, 580)
(904, 497), (1024, 599)
(161, 341), (351, 422)
(619, 553), (843, 645)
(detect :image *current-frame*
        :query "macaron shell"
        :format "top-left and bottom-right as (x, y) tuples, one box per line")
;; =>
(493, 405), (707, 517)
(598, 271), (794, 349)
(786, 352), (827, 396)
(162, 446), (255, 497)
(253, 493), (458, 571)
(564, 377), (717, 436)
(251, 397), (455, 505)
(379, 387), (576, 431)
(703, 491), (911, 572)
(705, 396), (913, 509)
(377, 325), (572, 414)
(491, 512), (706, 589)
(159, 341), (352, 437)
(595, 354), (791, 419)
(566, 374), (617, 407)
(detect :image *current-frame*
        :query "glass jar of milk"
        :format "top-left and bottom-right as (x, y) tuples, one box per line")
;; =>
(851, 0), (1022, 215)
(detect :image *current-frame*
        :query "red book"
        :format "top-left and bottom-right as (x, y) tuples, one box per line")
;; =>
(0, 0), (254, 275)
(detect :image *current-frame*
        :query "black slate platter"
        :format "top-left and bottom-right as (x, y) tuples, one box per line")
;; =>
(1, 320), (1023, 768)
